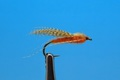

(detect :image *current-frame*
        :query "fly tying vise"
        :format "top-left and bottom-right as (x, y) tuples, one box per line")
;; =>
(32, 28), (92, 56)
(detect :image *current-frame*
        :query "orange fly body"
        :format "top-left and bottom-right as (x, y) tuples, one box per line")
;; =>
(51, 33), (90, 44)
(32, 28), (92, 56)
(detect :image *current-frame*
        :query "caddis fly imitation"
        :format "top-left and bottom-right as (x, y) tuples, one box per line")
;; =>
(32, 28), (92, 56)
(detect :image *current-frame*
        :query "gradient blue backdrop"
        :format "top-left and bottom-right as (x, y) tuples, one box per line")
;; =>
(0, 0), (120, 80)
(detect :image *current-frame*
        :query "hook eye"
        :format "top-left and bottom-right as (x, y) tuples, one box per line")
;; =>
(86, 37), (92, 41)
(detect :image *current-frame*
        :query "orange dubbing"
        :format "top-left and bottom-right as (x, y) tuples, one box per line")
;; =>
(51, 35), (86, 44)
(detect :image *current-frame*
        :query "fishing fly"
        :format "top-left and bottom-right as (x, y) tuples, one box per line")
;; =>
(32, 28), (92, 56)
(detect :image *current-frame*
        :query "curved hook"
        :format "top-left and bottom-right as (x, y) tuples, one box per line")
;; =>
(43, 41), (52, 57)
(43, 42), (60, 58)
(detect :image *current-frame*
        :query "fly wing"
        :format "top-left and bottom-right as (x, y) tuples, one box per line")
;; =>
(32, 28), (73, 37)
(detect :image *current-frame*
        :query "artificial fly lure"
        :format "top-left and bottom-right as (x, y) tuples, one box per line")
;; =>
(32, 28), (92, 56)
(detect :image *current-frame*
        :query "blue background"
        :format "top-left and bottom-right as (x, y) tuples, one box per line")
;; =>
(0, 0), (120, 80)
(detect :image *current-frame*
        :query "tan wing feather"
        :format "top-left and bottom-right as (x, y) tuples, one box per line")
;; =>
(32, 28), (73, 37)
